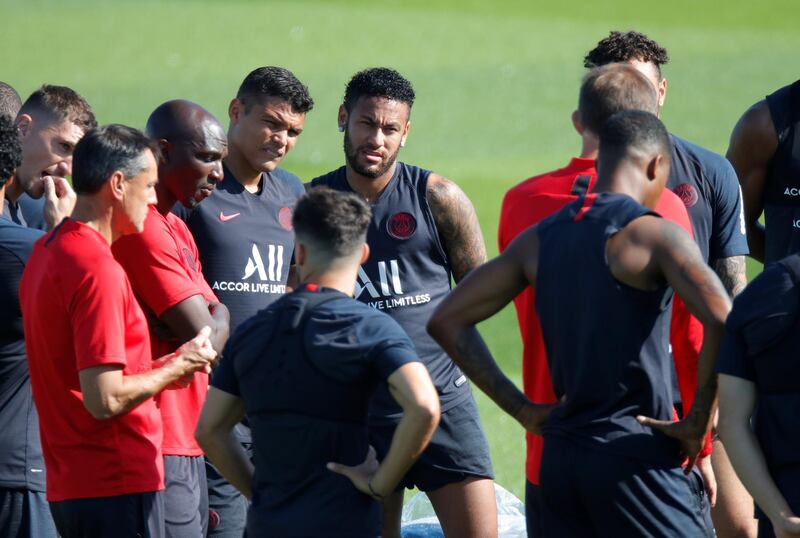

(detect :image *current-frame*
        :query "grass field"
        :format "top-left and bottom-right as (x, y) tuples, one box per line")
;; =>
(4, 0), (800, 501)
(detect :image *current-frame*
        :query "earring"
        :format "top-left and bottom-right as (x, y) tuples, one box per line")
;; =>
(338, 125), (345, 132)
(400, 140), (406, 147)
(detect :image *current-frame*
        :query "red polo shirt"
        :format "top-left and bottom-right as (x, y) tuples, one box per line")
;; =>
(499, 157), (708, 485)
(113, 205), (218, 456)
(20, 220), (163, 501)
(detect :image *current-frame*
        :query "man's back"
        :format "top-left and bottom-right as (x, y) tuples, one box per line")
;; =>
(214, 285), (419, 537)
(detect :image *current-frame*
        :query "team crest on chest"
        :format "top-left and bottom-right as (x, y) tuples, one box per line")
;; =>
(387, 212), (417, 240)
(278, 207), (293, 231)
(674, 183), (699, 208)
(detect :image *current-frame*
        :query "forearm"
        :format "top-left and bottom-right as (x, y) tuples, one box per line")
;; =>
(200, 429), (254, 500)
(685, 324), (723, 436)
(718, 419), (794, 522)
(370, 406), (437, 495)
(745, 222), (766, 263)
(439, 324), (529, 423)
(209, 304), (230, 353)
(713, 256), (748, 297)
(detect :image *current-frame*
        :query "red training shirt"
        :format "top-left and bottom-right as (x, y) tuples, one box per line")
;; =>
(498, 157), (709, 485)
(20, 220), (164, 501)
(113, 205), (218, 457)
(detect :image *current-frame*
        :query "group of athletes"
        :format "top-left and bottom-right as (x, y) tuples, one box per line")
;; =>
(0, 28), (797, 538)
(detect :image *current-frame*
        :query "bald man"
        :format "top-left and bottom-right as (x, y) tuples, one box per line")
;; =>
(112, 100), (231, 537)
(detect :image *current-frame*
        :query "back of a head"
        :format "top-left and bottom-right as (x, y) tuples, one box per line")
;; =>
(343, 67), (415, 113)
(72, 124), (159, 195)
(18, 84), (96, 132)
(598, 110), (671, 166)
(293, 188), (372, 261)
(0, 82), (22, 120)
(584, 31), (669, 75)
(579, 64), (659, 134)
(237, 66), (314, 114)
(0, 115), (22, 189)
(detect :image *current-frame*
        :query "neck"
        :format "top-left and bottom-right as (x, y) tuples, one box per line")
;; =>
(224, 144), (262, 193)
(344, 161), (397, 202)
(154, 182), (176, 215)
(578, 133), (599, 160)
(299, 265), (358, 297)
(5, 177), (22, 204)
(592, 160), (648, 204)
(0, 186), (5, 213)
(70, 196), (116, 245)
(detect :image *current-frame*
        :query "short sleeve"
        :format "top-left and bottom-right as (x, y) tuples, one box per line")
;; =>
(210, 348), (241, 397)
(362, 313), (419, 380)
(709, 160), (749, 260)
(112, 211), (202, 316)
(717, 263), (797, 380)
(70, 264), (130, 371)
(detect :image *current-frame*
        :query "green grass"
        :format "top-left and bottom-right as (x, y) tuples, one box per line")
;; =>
(4, 0), (797, 500)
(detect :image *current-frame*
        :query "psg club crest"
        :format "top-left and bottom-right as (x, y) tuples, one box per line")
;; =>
(182, 247), (198, 272)
(674, 183), (699, 208)
(387, 212), (417, 240)
(278, 207), (293, 231)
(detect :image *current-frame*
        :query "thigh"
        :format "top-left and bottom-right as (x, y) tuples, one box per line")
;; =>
(206, 458), (248, 538)
(163, 456), (204, 538)
(427, 476), (497, 538)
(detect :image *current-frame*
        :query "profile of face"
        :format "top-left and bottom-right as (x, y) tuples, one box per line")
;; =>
(15, 116), (84, 198)
(163, 120), (228, 208)
(228, 96), (305, 173)
(119, 149), (159, 234)
(341, 96), (410, 180)
(627, 60), (667, 108)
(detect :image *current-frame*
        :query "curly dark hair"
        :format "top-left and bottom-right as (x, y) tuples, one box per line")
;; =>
(294, 187), (372, 258)
(18, 84), (97, 132)
(0, 114), (22, 189)
(236, 66), (314, 114)
(0, 82), (22, 120)
(343, 67), (415, 113)
(584, 31), (670, 77)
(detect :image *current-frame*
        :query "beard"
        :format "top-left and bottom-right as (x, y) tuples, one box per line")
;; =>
(343, 129), (399, 179)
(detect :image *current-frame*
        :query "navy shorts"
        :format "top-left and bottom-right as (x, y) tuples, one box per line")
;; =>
(525, 480), (543, 538)
(0, 487), (57, 538)
(540, 435), (712, 537)
(206, 458), (248, 537)
(164, 455), (208, 538)
(49, 491), (163, 538)
(369, 395), (493, 492)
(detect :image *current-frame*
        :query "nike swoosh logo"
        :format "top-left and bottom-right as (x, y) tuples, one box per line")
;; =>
(219, 212), (241, 222)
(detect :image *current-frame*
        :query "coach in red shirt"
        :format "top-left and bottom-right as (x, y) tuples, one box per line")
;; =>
(19, 124), (217, 538)
(112, 101), (230, 538)
(498, 64), (714, 537)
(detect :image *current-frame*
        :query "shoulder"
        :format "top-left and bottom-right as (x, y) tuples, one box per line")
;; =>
(426, 172), (471, 211)
(0, 220), (45, 260)
(654, 189), (692, 236)
(270, 168), (305, 197)
(672, 134), (737, 184)
(731, 99), (779, 151)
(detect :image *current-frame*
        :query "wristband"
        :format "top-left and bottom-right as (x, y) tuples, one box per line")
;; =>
(367, 478), (383, 500)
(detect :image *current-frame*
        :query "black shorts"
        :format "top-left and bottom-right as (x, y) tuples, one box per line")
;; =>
(369, 395), (493, 493)
(49, 491), (163, 538)
(0, 487), (57, 538)
(525, 480), (543, 538)
(539, 435), (713, 537)
(164, 455), (208, 538)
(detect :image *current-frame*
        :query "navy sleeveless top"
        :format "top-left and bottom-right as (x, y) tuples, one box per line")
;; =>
(764, 80), (800, 263)
(311, 163), (471, 422)
(536, 193), (680, 464)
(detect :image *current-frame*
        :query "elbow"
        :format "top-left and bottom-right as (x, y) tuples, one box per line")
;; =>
(410, 390), (441, 433)
(83, 399), (120, 421)
(194, 421), (214, 451)
(426, 310), (447, 343)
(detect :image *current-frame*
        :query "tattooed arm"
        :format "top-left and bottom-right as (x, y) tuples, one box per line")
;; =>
(427, 228), (555, 433)
(427, 174), (487, 282)
(713, 256), (747, 297)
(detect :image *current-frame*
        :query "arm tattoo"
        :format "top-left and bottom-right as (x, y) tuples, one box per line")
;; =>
(427, 176), (487, 282)
(712, 256), (747, 297)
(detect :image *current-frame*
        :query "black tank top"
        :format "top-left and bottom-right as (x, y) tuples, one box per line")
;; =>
(311, 163), (471, 422)
(764, 80), (800, 263)
(536, 193), (680, 464)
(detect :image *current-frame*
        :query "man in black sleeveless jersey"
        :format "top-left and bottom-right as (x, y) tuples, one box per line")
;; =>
(430, 110), (732, 536)
(728, 80), (800, 265)
(310, 68), (497, 537)
(196, 188), (440, 537)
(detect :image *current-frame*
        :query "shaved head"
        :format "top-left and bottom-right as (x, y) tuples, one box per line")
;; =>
(146, 100), (227, 209)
